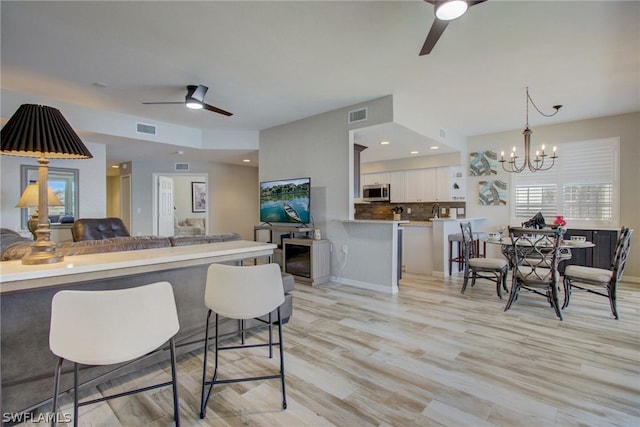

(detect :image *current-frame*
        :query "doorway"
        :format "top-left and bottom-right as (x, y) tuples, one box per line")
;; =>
(152, 173), (208, 236)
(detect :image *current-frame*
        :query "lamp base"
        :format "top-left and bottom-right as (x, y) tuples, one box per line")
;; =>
(21, 228), (64, 265)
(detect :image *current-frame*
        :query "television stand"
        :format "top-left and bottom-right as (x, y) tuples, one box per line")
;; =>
(254, 225), (316, 269)
(253, 224), (315, 242)
(282, 238), (331, 285)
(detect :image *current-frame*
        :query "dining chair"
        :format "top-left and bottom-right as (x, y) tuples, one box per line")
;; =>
(563, 226), (633, 319)
(200, 263), (287, 419)
(505, 227), (565, 320)
(49, 282), (181, 426)
(459, 222), (509, 298)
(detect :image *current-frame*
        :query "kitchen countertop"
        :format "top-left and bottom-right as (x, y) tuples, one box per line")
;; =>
(342, 219), (409, 225)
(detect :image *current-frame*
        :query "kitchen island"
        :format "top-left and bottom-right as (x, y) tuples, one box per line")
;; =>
(0, 240), (279, 415)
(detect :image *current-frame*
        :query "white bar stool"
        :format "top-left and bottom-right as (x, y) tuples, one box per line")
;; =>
(49, 282), (181, 426)
(200, 263), (287, 419)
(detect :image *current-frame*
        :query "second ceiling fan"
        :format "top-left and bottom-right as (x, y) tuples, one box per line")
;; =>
(419, 0), (487, 56)
(143, 85), (233, 116)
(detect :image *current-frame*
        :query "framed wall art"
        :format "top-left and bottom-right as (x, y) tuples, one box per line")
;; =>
(479, 180), (507, 205)
(191, 182), (207, 212)
(469, 150), (498, 176)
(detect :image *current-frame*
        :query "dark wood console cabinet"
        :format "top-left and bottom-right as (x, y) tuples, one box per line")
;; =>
(560, 228), (618, 274)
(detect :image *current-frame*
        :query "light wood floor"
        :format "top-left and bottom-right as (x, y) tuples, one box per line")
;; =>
(21, 274), (640, 426)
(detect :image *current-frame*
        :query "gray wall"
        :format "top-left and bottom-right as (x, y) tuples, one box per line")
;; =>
(467, 112), (639, 280)
(260, 95), (399, 290)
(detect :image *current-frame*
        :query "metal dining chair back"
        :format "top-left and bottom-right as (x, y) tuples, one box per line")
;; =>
(563, 226), (633, 319)
(505, 227), (565, 320)
(460, 222), (509, 298)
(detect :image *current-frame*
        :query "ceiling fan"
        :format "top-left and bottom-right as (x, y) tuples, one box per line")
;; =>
(419, 0), (487, 56)
(143, 85), (233, 116)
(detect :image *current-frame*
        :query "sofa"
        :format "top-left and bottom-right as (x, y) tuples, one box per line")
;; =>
(0, 224), (240, 261)
(1, 220), (295, 415)
(175, 217), (206, 236)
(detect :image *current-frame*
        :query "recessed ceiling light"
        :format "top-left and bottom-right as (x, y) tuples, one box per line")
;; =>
(380, 141), (390, 145)
(430, 146), (440, 150)
(176, 151), (184, 155)
(410, 151), (419, 154)
(111, 165), (120, 169)
(242, 159), (251, 163)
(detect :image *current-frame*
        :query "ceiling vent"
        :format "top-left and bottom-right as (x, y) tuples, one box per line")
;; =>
(440, 128), (447, 140)
(348, 108), (368, 124)
(175, 163), (190, 171)
(136, 122), (156, 135)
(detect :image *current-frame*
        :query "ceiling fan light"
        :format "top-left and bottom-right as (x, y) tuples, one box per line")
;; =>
(435, 0), (468, 20)
(185, 100), (203, 110)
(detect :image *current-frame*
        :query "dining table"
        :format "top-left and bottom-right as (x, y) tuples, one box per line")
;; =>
(486, 236), (595, 265)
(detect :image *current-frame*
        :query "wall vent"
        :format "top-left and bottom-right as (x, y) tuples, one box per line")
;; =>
(175, 163), (190, 171)
(136, 122), (156, 135)
(348, 108), (368, 124)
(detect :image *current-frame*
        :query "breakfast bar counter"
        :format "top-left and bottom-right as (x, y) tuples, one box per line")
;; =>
(0, 240), (278, 415)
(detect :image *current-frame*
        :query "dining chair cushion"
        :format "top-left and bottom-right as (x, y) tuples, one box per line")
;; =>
(563, 265), (613, 284)
(469, 257), (508, 269)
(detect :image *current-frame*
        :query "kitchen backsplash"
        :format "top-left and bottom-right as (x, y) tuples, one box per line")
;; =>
(354, 201), (466, 221)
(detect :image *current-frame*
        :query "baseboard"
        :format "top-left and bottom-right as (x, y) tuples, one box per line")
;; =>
(621, 275), (639, 284)
(331, 276), (398, 294)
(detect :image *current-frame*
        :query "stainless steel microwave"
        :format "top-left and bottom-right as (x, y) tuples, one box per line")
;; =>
(362, 184), (390, 202)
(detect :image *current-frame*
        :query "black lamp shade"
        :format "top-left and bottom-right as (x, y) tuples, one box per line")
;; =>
(1, 104), (93, 159)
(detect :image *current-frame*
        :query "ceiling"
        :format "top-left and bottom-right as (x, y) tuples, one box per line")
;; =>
(1, 1), (638, 169)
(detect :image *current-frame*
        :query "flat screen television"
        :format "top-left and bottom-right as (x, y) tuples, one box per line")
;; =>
(260, 177), (311, 225)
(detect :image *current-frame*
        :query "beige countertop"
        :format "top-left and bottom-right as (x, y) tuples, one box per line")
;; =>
(0, 240), (276, 293)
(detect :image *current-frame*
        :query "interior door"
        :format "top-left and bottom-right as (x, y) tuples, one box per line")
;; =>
(157, 175), (174, 236)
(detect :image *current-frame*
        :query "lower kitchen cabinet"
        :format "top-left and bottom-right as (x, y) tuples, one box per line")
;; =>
(560, 228), (618, 274)
(402, 225), (433, 275)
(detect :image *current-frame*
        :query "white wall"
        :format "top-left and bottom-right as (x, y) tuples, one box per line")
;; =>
(1, 141), (107, 230)
(467, 112), (640, 280)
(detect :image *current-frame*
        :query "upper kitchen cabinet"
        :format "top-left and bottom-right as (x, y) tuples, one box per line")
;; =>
(362, 172), (390, 186)
(361, 166), (465, 202)
(389, 171), (405, 203)
(405, 168), (436, 202)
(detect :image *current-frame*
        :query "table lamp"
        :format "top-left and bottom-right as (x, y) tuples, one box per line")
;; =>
(1, 104), (93, 265)
(16, 182), (64, 240)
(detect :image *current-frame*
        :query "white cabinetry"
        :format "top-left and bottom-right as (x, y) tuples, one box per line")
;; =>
(404, 169), (436, 202)
(362, 172), (390, 186)
(362, 166), (466, 202)
(389, 171), (406, 202)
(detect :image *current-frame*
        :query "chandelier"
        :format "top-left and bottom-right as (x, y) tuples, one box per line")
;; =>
(500, 87), (562, 173)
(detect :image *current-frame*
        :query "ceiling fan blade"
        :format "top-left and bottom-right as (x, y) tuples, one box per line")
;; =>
(419, 18), (449, 56)
(203, 103), (233, 117)
(142, 101), (186, 105)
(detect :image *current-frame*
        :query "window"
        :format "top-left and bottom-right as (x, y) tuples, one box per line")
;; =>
(20, 165), (79, 228)
(513, 137), (619, 227)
